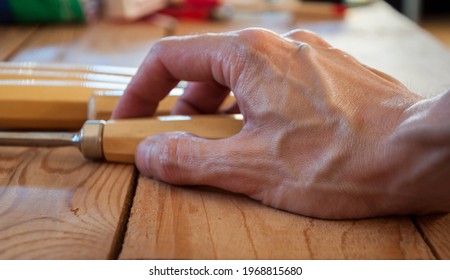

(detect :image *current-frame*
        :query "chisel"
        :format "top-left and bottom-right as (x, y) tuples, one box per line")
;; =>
(0, 115), (243, 163)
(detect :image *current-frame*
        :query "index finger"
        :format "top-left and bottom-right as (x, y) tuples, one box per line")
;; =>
(112, 33), (241, 119)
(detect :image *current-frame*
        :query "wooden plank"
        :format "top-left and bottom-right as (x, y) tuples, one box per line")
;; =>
(0, 23), (165, 259)
(415, 214), (450, 259)
(0, 26), (37, 61)
(7, 25), (85, 63)
(0, 146), (135, 259)
(9, 22), (166, 67)
(421, 16), (450, 47)
(119, 178), (433, 259)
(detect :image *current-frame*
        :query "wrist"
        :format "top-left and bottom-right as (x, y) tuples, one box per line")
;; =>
(387, 90), (450, 214)
(398, 89), (450, 143)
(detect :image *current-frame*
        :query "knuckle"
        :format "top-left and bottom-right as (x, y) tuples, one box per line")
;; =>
(148, 36), (178, 57)
(288, 40), (313, 55)
(145, 42), (166, 64)
(290, 28), (317, 36)
(156, 133), (190, 184)
(285, 29), (328, 46)
(287, 29), (319, 39)
(237, 28), (275, 41)
(149, 39), (166, 55)
(157, 137), (182, 183)
(231, 28), (280, 63)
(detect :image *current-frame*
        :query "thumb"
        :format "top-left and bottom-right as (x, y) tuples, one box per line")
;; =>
(135, 132), (228, 186)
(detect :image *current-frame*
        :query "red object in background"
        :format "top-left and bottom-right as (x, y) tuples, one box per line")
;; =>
(161, 0), (225, 20)
(334, 3), (347, 17)
(161, 6), (213, 20)
(179, 0), (221, 8)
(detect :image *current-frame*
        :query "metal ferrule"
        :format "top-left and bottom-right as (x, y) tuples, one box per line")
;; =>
(77, 120), (105, 160)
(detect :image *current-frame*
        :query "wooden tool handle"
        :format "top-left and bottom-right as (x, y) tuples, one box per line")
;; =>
(0, 82), (236, 130)
(102, 115), (243, 163)
(89, 90), (184, 120)
(0, 80), (125, 130)
(0, 62), (130, 129)
(89, 90), (236, 120)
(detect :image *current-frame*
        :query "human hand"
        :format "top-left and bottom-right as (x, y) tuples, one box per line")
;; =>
(113, 29), (450, 219)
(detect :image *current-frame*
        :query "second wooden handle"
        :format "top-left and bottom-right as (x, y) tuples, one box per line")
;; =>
(89, 90), (236, 120)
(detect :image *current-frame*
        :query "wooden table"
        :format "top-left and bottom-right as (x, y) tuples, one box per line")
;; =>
(0, 1), (449, 260)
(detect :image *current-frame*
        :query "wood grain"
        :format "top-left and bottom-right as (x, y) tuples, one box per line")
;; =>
(0, 22), (165, 259)
(421, 17), (450, 47)
(415, 214), (450, 259)
(0, 26), (37, 61)
(9, 22), (165, 67)
(8, 25), (86, 63)
(119, 177), (433, 259)
(0, 146), (134, 259)
(2, 2), (448, 260)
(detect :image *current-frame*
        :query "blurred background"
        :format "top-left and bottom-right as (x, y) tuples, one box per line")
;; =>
(386, 0), (450, 45)
(1, 0), (449, 94)
(1, 0), (449, 47)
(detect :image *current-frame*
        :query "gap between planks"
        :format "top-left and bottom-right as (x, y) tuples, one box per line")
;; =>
(2, 26), (39, 62)
(108, 167), (140, 260)
(412, 216), (442, 260)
